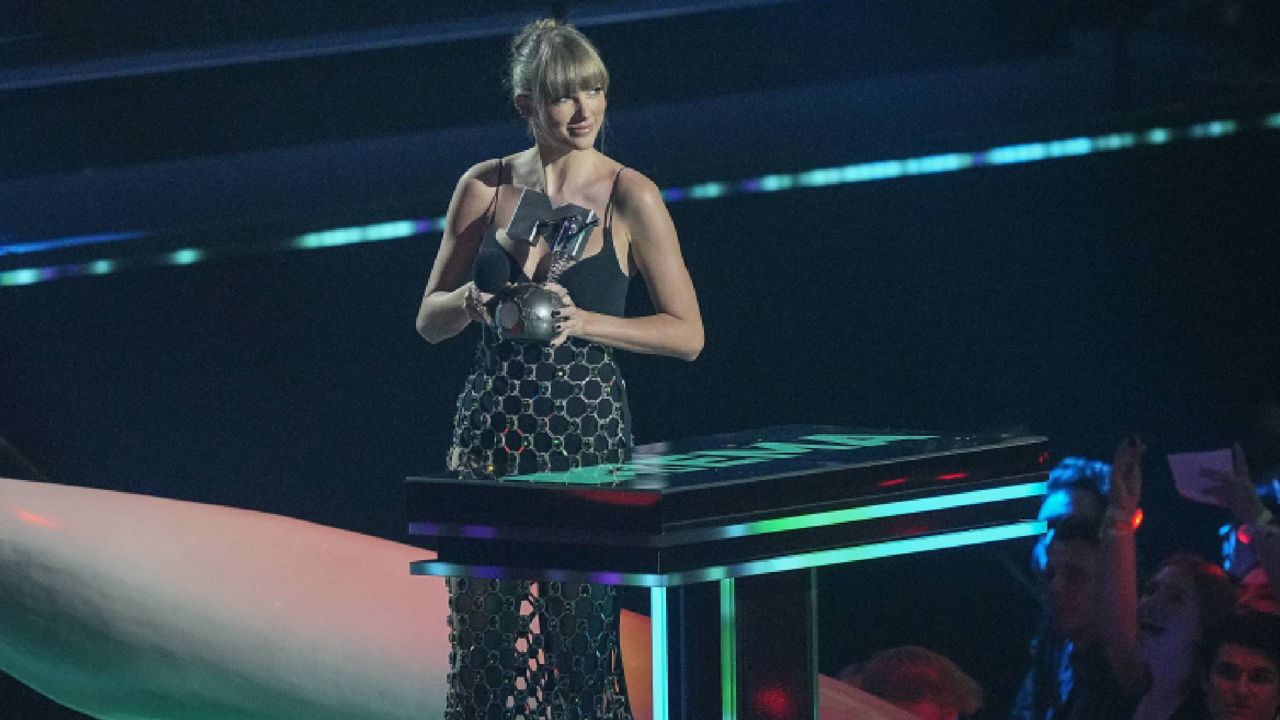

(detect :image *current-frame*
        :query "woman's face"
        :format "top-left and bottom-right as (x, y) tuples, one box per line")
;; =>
(533, 86), (606, 152)
(1205, 644), (1280, 720)
(1137, 565), (1204, 673)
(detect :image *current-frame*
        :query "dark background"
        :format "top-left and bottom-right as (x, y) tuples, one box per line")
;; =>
(3, 1), (1279, 718)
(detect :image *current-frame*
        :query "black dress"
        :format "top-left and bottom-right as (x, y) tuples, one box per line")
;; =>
(443, 164), (635, 720)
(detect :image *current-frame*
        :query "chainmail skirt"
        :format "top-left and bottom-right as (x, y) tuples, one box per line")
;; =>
(444, 334), (633, 719)
(444, 578), (631, 719)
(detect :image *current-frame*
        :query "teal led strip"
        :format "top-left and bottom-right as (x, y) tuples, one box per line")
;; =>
(1, 218), (445, 288)
(651, 587), (670, 720)
(721, 578), (738, 720)
(409, 520), (1047, 587)
(657, 111), (1278, 203)
(719, 481), (1047, 539)
(8, 110), (1275, 288)
(694, 521), (1046, 582)
(681, 521), (1046, 584)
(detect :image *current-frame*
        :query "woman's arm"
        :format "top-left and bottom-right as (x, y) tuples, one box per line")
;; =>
(1206, 444), (1280, 591)
(415, 161), (499, 343)
(1097, 438), (1151, 694)
(553, 172), (704, 360)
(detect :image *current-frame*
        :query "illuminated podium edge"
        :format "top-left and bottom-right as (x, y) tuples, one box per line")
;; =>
(407, 484), (1047, 586)
(406, 429), (1050, 582)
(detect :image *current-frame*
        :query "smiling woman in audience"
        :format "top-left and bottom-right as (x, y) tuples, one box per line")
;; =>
(1099, 439), (1238, 720)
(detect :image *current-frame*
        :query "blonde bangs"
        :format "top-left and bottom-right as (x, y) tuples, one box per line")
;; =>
(532, 35), (609, 104)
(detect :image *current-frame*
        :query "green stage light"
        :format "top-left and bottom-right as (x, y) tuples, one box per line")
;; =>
(722, 578), (738, 720)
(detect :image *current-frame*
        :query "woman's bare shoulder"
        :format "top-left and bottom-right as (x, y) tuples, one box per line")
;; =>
(612, 166), (665, 213)
(457, 158), (505, 193)
(450, 158), (513, 222)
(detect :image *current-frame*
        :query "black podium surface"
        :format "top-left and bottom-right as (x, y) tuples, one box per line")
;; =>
(407, 426), (1049, 720)
(407, 425), (1048, 585)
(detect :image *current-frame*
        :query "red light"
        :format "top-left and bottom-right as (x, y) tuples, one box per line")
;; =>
(566, 489), (660, 507)
(751, 685), (794, 719)
(936, 472), (968, 481)
(1039, 451), (1051, 465)
(877, 477), (908, 488)
(1238, 526), (1253, 544)
(897, 521), (931, 536)
(1131, 508), (1144, 531)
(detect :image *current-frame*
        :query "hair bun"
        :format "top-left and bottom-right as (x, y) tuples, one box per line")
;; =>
(511, 18), (561, 54)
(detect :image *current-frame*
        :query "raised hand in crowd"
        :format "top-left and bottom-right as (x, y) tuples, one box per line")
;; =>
(1108, 436), (1145, 524)
(1099, 437), (1238, 720)
(1202, 443), (1270, 526)
(1098, 437), (1148, 697)
(1205, 442), (1280, 608)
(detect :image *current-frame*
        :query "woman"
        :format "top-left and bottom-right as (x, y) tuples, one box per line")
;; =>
(414, 18), (703, 720)
(1203, 612), (1280, 720)
(1100, 440), (1238, 720)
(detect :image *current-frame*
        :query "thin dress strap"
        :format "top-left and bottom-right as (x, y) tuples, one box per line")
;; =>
(484, 158), (504, 230)
(603, 166), (625, 230)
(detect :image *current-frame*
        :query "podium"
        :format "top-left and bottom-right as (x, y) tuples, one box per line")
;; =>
(407, 426), (1048, 719)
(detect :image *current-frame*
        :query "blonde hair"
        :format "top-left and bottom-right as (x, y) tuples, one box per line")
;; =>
(508, 19), (609, 114)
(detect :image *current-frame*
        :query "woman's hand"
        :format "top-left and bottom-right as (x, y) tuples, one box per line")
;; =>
(545, 281), (584, 346)
(1100, 436), (1151, 693)
(1110, 436), (1146, 515)
(1203, 443), (1269, 525)
(462, 282), (496, 327)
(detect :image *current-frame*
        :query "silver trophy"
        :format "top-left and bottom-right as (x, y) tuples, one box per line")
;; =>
(492, 188), (599, 342)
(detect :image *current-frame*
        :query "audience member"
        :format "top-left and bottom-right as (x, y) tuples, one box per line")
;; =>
(841, 645), (982, 720)
(1099, 438), (1238, 720)
(1204, 444), (1280, 610)
(1202, 612), (1280, 720)
(1032, 456), (1112, 573)
(1011, 515), (1139, 720)
(1240, 567), (1280, 616)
